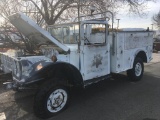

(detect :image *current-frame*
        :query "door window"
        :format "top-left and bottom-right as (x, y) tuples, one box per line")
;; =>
(84, 24), (106, 45)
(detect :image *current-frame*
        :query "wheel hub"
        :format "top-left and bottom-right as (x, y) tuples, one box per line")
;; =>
(47, 89), (67, 113)
(135, 63), (142, 76)
(52, 94), (63, 107)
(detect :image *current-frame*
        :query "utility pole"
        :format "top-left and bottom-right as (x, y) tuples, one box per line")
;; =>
(78, 0), (80, 23)
(151, 24), (153, 30)
(116, 19), (120, 29)
(78, 0), (81, 52)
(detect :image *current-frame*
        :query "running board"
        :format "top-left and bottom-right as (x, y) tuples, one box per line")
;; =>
(84, 75), (111, 87)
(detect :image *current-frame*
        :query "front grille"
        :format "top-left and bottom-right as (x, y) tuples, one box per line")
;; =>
(0, 53), (17, 73)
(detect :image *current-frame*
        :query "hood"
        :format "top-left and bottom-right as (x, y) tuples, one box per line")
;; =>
(8, 13), (69, 52)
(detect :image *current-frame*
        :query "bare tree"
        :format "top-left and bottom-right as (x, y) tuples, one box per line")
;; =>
(24, 0), (156, 25)
(0, 0), (22, 20)
(0, 0), (42, 54)
(0, 0), (157, 25)
(0, 20), (36, 54)
(153, 11), (160, 29)
(0, 0), (156, 54)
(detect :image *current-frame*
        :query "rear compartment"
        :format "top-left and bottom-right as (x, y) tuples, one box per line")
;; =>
(109, 31), (153, 73)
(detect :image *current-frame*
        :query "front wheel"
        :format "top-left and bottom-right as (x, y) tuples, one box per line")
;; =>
(127, 57), (144, 81)
(34, 81), (69, 119)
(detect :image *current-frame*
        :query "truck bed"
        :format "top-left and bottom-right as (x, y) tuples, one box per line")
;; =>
(109, 31), (153, 73)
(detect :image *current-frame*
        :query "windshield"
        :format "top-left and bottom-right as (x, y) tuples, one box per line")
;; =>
(48, 24), (79, 44)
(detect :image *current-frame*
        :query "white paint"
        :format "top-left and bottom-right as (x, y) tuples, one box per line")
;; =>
(0, 13), (154, 86)
(109, 31), (153, 73)
(0, 112), (6, 120)
(82, 44), (110, 80)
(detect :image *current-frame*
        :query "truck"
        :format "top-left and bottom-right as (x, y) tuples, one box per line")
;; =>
(0, 12), (153, 119)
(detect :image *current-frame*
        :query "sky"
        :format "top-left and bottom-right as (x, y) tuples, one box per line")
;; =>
(0, 0), (159, 30)
(113, 0), (160, 30)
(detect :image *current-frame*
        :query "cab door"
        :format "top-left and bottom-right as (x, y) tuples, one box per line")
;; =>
(80, 22), (110, 81)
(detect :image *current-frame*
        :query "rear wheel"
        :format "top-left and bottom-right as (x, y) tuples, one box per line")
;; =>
(127, 57), (144, 81)
(34, 80), (69, 119)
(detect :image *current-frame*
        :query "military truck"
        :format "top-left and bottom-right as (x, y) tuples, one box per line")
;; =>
(0, 12), (153, 119)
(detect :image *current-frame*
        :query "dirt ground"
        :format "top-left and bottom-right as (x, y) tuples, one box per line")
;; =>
(0, 74), (37, 120)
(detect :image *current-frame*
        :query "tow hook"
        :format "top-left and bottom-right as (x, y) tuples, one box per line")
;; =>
(3, 82), (14, 89)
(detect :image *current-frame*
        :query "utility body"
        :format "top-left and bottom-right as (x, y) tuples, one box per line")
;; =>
(0, 13), (153, 119)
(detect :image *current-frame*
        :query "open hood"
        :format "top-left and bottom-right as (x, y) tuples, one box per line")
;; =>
(8, 13), (69, 52)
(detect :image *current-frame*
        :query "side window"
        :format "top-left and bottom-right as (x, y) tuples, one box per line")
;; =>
(84, 24), (106, 45)
(50, 27), (63, 42)
(48, 25), (79, 44)
(63, 27), (70, 43)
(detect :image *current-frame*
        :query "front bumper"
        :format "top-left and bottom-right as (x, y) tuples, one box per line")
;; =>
(3, 78), (44, 90)
(4, 76), (44, 90)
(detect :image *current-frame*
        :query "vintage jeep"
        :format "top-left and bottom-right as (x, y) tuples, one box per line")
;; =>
(0, 12), (153, 119)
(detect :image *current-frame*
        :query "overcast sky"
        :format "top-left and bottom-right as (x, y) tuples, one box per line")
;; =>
(0, 0), (159, 30)
(113, 0), (160, 30)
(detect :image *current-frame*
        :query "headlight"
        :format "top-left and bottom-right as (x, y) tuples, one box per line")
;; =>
(36, 63), (43, 71)
(21, 59), (33, 77)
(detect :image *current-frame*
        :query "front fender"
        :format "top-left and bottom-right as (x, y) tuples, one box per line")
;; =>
(24, 62), (84, 87)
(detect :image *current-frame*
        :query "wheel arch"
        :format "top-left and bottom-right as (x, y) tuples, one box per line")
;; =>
(135, 50), (147, 63)
(30, 62), (84, 88)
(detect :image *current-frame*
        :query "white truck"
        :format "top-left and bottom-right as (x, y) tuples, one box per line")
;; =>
(0, 12), (153, 119)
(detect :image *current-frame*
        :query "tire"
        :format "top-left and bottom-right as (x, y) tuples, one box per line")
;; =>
(127, 57), (144, 81)
(13, 87), (21, 92)
(33, 80), (69, 119)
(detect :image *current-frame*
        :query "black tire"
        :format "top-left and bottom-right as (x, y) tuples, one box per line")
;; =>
(33, 80), (69, 119)
(127, 57), (144, 81)
(13, 87), (21, 92)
